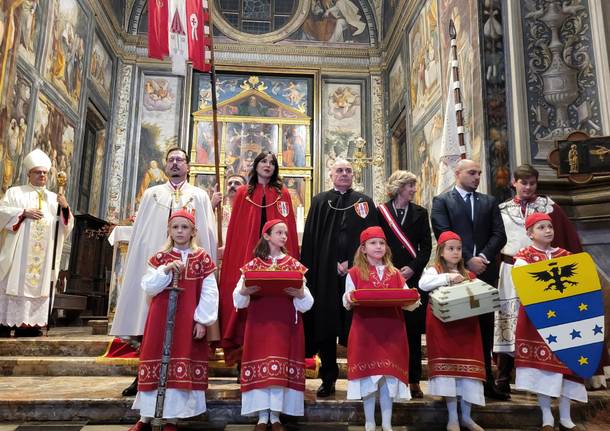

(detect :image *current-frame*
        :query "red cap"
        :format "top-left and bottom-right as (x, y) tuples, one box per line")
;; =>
(169, 209), (195, 225)
(262, 219), (285, 234)
(438, 231), (461, 245)
(360, 226), (386, 244)
(525, 212), (552, 230)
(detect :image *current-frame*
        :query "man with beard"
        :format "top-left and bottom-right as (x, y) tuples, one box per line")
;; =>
(211, 174), (246, 258)
(110, 147), (217, 396)
(301, 158), (378, 397)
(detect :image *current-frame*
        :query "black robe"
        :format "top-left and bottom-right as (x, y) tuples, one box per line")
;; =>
(301, 189), (378, 354)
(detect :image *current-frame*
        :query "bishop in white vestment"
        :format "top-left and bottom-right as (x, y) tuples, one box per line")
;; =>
(0, 149), (73, 334)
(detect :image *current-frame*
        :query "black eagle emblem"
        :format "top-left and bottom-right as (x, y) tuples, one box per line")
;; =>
(529, 262), (578, 293)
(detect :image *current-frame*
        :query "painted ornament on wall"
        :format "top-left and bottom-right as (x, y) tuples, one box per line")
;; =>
(90, 34), (113, 103)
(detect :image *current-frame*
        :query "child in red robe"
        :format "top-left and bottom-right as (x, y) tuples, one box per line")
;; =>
(343, 226), (420, 431)
(419, 231), (485, 431)
(513, 213), (587, 431)
(129, 209), (218, 431)
(233, 219), (313, 431)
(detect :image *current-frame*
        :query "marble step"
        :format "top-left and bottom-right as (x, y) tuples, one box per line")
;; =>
(0, 356), (431, 379)
(0, 336), (112, 357)
(0, 376), (607, 429)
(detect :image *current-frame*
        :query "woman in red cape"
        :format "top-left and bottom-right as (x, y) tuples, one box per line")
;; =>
(219, 152), (299, 362)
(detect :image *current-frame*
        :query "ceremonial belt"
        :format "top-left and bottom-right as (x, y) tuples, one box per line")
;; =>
(501, 254), (515, 265)
(378, 203), (417, 259)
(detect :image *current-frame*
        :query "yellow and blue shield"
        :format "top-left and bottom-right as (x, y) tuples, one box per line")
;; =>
(512, 252), (605, 378)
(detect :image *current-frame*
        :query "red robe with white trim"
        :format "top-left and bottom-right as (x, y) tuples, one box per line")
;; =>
(239, 256), (308, 393)
(347, 266), (409, 385)
(514, 246), (575, 376)
(426, 268), (486, 381)
(138, 249), (216, 391)
(219, 184), (299, 357)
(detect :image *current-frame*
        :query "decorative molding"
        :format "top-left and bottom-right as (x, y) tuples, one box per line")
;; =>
(106, 64), (134, 223)
(371, 73), (386, 203)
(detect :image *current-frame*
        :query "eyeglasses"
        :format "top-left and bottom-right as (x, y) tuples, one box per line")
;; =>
(167, 157), (187, 164)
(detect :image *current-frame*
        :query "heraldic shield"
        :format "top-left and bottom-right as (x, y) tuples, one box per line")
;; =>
(512, 252), (605, 378)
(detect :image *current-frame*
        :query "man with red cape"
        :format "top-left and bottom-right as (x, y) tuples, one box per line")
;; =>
(219, 152), (299, 364)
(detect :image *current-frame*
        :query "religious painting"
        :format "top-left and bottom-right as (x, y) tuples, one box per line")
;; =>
(225, 122), (278, 177)
(321, 81), (363, 190)
(133, 75), (182, 208)
(0, 74), (32, 197)
(88, 128), (107, 217)
(44, 0), (88, 111)
(31, 94), (76, 194)
(281, 125), (307, 167)
(283, 176), (306, 210)
(411, 111), (443, 209)
(194, 173), (217, 199)
(408, 0), (442, 127)
(197, 74), (310, 115)
(90, 33), (113, 103)
(16, 0), (44, 66)
(195, 121), (215, 165)
(288, 0), (369, 44)
(388, 52), (405, 115)
(439, 0), (484, 163)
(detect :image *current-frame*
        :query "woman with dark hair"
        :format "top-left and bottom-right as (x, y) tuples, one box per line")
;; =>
(377, 170), (432, 398)
(218, 151), (299, 364)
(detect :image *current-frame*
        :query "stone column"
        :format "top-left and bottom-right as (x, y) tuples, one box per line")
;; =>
(370, 73), (386, 203)
(106, 63), (134, 223)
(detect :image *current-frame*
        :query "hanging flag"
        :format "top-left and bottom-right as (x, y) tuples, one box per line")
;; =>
(169, 0), (188, 75)
(148, 0), (169, 59)
(186, 0), (211, 72)
(436, 53), (466, 196)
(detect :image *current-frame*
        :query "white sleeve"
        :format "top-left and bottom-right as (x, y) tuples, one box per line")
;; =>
(418, 267), (449, 292)
(342, 273), (356, 310)
(141, 265), (172, 296)
(513, 258), (528, 268)
(194, 273), (219, 325)
(233, 275), (250, 309)
(293, 282), (314, 313)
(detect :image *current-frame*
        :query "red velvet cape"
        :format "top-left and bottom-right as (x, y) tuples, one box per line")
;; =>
(138, 249), (216, 391)
(219, 184), (299, 358)
(347, 266), (410, 385)
(239, 256), (308, 393)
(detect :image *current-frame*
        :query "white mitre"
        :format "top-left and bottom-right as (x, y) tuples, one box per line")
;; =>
(23, 149), (52, 172)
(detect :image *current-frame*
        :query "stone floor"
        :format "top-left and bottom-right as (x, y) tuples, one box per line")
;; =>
(0, 327), (608, 430)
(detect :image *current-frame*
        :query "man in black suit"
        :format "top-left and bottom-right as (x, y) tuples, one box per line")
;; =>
(431, 159), (509, 400)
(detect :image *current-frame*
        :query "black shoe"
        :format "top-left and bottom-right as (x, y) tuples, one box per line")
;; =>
(14, 326), (42, 337)
(122, 376), (138, 396)
(495, 380), (511, 394)
(410, 382), (424, 399)
(484, 381), (511, 401)
(316, 381), (335, 397)
(0, 325), (11, 338)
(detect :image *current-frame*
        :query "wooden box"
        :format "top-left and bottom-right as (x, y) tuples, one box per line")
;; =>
(429, 279), (500, 322)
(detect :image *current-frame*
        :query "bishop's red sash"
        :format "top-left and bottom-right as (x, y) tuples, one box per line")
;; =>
(426, 267), (485, 381)
(239, 256), (308, 393)
(347, 266), (409, 385)
(138, 248), (216, 391)
(514, 246), (578, 378)
(378, 203), (417, 258)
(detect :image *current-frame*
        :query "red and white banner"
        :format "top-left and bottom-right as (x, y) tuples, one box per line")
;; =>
(148, 0), (211, 74)
(148, 0), (169, 59)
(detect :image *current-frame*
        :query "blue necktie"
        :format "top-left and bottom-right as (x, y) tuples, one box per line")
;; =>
(465, 193), (473, 221)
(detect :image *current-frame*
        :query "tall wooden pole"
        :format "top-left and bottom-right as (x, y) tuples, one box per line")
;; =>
(206, 0), (223, 247)
(449, 19), (467, 159)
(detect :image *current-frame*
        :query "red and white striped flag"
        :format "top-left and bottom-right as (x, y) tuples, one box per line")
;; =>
(148, 0), (211, 74)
